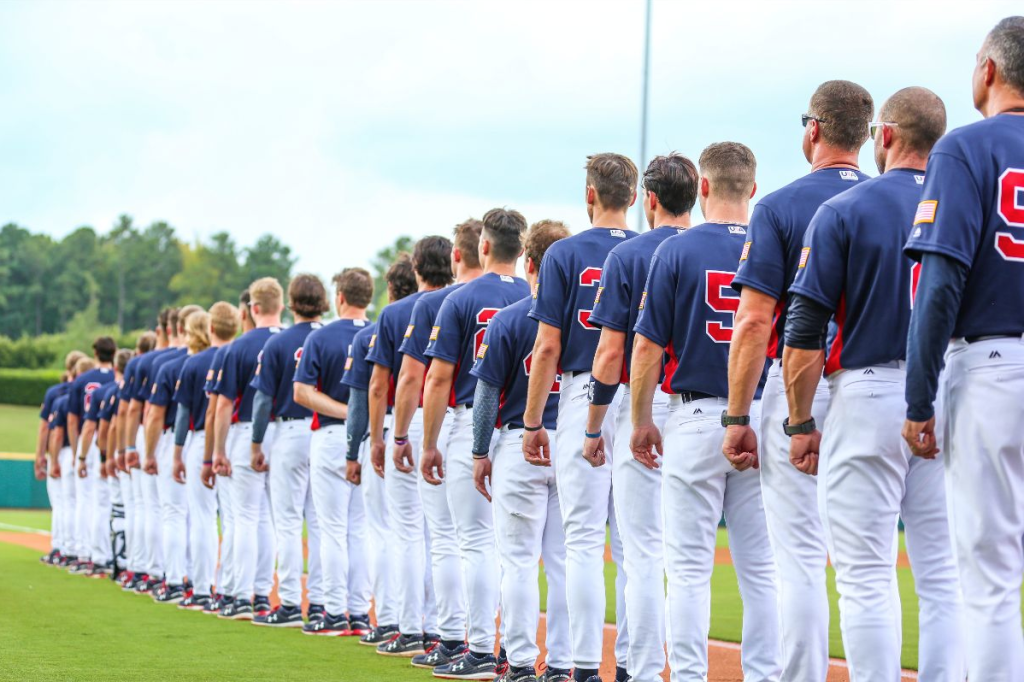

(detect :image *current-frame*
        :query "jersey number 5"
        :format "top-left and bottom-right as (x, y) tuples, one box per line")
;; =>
(705, 270), (739, 343)
(996, 168), (1024, 261)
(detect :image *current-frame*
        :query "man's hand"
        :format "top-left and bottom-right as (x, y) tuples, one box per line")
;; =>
(393, 441), (414, 474)
(77, 458), (88, 478)
(473, 457), (492, 502)
(49, 458), (61, 479)
(722, 424), (759, 471)
(213, 451), (232, 478)
(143, 454), (158, 475)
(903, 417), (939, 460)
(789, 429), (821, 476)
(630, 422), (663, 470)
(201, 463), (216, 489)
(99, 457), (109, 479)
(421, 446), (444, 486)
(34, 457), (46, 481)
(581, 434), (607, 468)
(115, 452), (127, 473)
(251, 444), (268, 473)
(370, 440), (386, 479)
(522, 428), (551, 467)
(126, 448), (140, 469)
(172, 457), (186, 484)
(346, 460), (362, 486)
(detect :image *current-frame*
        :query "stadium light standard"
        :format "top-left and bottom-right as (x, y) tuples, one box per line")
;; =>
(637, 0), (652, 232)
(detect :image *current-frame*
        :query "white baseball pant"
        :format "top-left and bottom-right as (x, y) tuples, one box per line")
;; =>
(228, 421), (276, 600)
(46, 462), (62, 553)
(270, 418), (324, 608)
(183, 430), (218, 596)
(127, 427), (147, 574)
(760, 359), (830, 681)
(59, 447), (78, 555)
(662, 396), (779, 682)
(941, 337), (1024, 682)
(73, 443), (97, 560)
(156, 430), (189, 585)
(141, 437), (164, 578)
(361, 434), (397, 626)
(310, 423), (370, 617)
(89, 445), (112, 565)
(493, 426), (571, 670)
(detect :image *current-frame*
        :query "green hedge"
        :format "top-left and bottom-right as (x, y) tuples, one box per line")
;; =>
(0, 368), (64, 406)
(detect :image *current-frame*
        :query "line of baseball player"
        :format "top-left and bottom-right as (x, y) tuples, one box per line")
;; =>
(35, 17), (1024, 682)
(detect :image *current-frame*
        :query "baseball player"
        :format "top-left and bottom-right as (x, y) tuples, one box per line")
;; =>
(175, 305), (236, 611)
(631, 143), (780, 681)
(392, 219), (481, 668)
(294, 268), (374, 635)
(420, 208), (530, 679)
(98, 349), (133, 578)
(471, 219), (573, 682)
(250, 274), (328, 626)
(903, 18), (1024, 680)
(523, 153), (639, 682)
(79, 369), (118, 577)
(49, 371), (80, 567)
(583, 153), (697, 682)
(784, 88), (965, 682)
(367, 243), (450, 657)
(726, 81), (873, 681)
(211, 278), (283, 620)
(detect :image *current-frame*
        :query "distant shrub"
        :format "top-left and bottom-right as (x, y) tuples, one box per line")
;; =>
(0, 368), (64, 406)
(0, 336), (58, 369)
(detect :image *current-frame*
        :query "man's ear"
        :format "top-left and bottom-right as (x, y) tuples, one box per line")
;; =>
(526, 256), (537, 276)
(700, 176), (711, 198)
(750, 181), (757, 199)
(586, 185), (596, 206)
(629, 189), (638, 207)
(985, 56), (998, 86)
(452, 247), (462, 264)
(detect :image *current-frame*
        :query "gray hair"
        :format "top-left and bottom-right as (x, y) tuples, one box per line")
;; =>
(983, 17), (1024, 94)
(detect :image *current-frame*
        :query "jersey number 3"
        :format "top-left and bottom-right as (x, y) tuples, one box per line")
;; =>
(996, 168), (1024, 261)
(705, 270), (739, 343)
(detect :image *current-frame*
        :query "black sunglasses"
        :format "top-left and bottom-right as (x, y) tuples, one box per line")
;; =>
(801, 114), (827, 127)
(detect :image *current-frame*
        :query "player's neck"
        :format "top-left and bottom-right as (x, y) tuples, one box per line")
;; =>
(456, 267), (483, 284)
(653, 212), (692, 229)
(702, 198), (749, 226)
(336, 304), (368, 321)
(810, 146), (860, 172)
(293, 314), (319, 325)
(210, 337), (228, 348)
(253, 313), (281, 328)
(589, 205), (630, 230)
(97, 362), (112, 369)
(485, 262), (517, 277)
(418, 283), (443, 293)
(982, 88), (1024, 118)
(883, 151), (928, 174)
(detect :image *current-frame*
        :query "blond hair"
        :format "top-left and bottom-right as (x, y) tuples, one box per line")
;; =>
(176, 304), (205, 334)
(209, 301), (239, 341)
(248, 277), (284, 315)
(74, 357), (96, 376)
(185, 311), (212, 353)
(64, 350), (87, 372)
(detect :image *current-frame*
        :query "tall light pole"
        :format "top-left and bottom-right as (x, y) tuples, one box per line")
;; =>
(637, 0), (652, 232)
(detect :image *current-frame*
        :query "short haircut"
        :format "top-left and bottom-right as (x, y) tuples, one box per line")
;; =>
(209, 301), (240, 342)
(185, 311), (212, 354)
(167, 307), (180, 335)
(64, 350), (87, 372)
(136, 332), (157, 354)
(699, 142), (757, 201)
(879, 87), (947, 156)
(481, 208), (528, 263)
(239, 289), (251, 310)
(453, 218), (484, 269)
(248, 277), (284, 315)
(984, 17), (1024, 94)
(586, 153), (639, 211)
(333, 268), (374, 309)
(524, 219), (571, 268)
(809, 80), (874, 152)
(74, 357), (96, 375)
(176, 305), (204, 333)
(288, 274), (329, 318)
(115, 349), (133, 374)
(642, 153), (699, 216)
(386, 254), (418, 301)
(93, 336), (117, 363)
(158, 307), (173, 333)
(413, 236), (454, 288)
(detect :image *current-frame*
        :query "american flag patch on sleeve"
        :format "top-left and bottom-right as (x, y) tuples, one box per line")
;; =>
(914, 200), (937, 225)
(798, 247), (811, 268)
(740, 241), (752, 261)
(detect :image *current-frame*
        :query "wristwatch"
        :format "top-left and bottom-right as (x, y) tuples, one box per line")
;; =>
(783, 417), (816, 436)
(720, 412), (751, 427)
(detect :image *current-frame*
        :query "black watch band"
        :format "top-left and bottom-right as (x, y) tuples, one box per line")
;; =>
(720, 411), (750, 427)
(783, 417), (816, 436)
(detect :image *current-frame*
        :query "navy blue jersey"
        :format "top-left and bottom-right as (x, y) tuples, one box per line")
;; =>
(905, 114), (1024, 337)
(635, 222), (764, 397)
(40, 383), (68, 421)
(426, 272), (531, 406)
(341, 323), (378, 392)
(98, 382), (120, 422)
(589, 226), (684, 382)
(150, 353), (188, 428)
(530, 227), (638, 373)
(733, 167), (870, 358)
(471, 296), (559, 429)
(252, 322), (321, 420)
(174, 347), (217, 432)
(50, 394), (70, 448)
(133, 348), (171, 401)
(400, 284), (464, 365)
(120, 356), (140, 402)
(85, 380), (111, 423)
(213, 327), (280, 423)
(367, 292), (425, 406)
(295, 318), (369, 429)
(148, 348), (186, 401)
(792, 169), (925, 375)
(205, 344), (231, 394)
(68, 367), (115, 419)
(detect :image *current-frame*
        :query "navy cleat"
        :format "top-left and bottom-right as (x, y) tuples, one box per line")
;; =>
(204, 594), (231, 616)
(155, 584), (186, 604)
(496, 666), (538, 682)
(538, 669), (572, 682)
(252, 595), (272, 618)
(302, 611), (349, 636)
(360, 623), (400, 647)
(306, 603), (326, 622)
(254, 604), (303, 628)
(377, 633), (426, 657)
(179, 593), (212, 611)
(433, 651), (497, 680)
(614, 666), (630, 682)
(219, 598), (254, 621)
(346, 613), (372, 637)
(411, 641), (467, 669)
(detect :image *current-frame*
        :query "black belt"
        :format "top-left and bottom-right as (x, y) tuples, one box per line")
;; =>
(279, 416), (308, 422)
(678, 391), (715, 403)
(965, 334), (1020, 343)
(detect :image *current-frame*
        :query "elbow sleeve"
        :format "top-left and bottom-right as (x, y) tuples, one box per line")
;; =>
(471, 380), (501, 457)
(784, 294), (832, 351)
(251, 391), (273, 444)
(346, 389), (369, 462)
(173, 408), (190, 447)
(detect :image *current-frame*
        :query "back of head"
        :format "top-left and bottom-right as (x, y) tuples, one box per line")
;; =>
(75, 357), (96, 375)
(288, 273), (329, 318)
(586, 153), (639, 211)
(186, 311), (212, 353)
(93, 336), (117, 364)
(115, 349), (133, 374)
(643, 153), (699, 216)
(248, 277), (284, 316)
(167, 307), (180, 336)
(809, 80), (874, 152)
(64, 350), (87, 372)
(386, 254), (418, 302)
(413, 236), (454, 288)
(524, 219), (572, 267)
(879, 87), (947, 156)
(983, 17), (1024, 95)
(333, 268), (374, 309)
(176, 305), (205, 334)
(137, 331), (158, 354)
(453, 218), (484, 270)
(209, 301), (240, 342)
(481, 208), (528, 263)
(699, 142), (757, 201)
(158, 307), (173, 334)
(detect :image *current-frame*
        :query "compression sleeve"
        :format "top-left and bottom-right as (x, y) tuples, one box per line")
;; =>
(251, 390), (273, 444)
(346, 388), (368, 462)
(472, 379), (501, 458)
(906, 252), (968, 422)
(174, 407), (191, 448)
(784, 293), (832, 351)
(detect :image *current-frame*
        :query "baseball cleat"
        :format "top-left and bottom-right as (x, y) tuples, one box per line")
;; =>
(179, 593), (212, 611)
(411, 641), (467, 669)
(306, 603), (326, 622)
(219, 598), (254, 621)
(537, 669), (572, 682)
(360, 624), (400, 646)
(252, 596), (272, 618)
(302, 612), (349, 636)
(204, 594), (231, 616)
(614, 666), (630, 682)
(40, 550), (58, 565)
(134, 577), (159, 595)
(495, 666), (537, 682)
(346, 614), (372, 637)
(155, 584), (186, 604)
(69, 560), (93, 575)
(377, 633), (426, 657)
(254, 604), (303, 628)
(432, 651), (497, 680)
(57, 554), (76, 568)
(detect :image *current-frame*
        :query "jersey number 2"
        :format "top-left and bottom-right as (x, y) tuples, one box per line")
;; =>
(474, 309), (501, 358)
(705, 270), (739, 343)
(577, 267), (601, 330)
(996, 168), (1024, 261)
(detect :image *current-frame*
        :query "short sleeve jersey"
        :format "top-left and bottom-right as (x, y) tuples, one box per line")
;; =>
(68, 367), (115, 418)
(530, 227), (638, 373)
(252, 322), (321, 420)
(589, 226), (684, 381)
(213, 327), (279, 423)
(635, 222), (764, 397)
(400, 285), (464, 365)
(426, 273), (531, 406)
(471, 296), (559, 429)
(133, 348), (170, 401)
(341, 323), (378, 392)
(174, 346), (218, 432)
(205, 344), (231, 395)
(792, 169), (925, 375)
(40, 383), (68, 421)
(295, 318), (369, 429)
(120, 356), (139, 402)
(98, 382), (120, 422)
(150, 353), (189, 428)
(904, 114), (1024, 337)
(50, 395), (71, 448)
(733, 167), (869, 358)
(85, 380), (110, 423)
(366, 292), (425, 407)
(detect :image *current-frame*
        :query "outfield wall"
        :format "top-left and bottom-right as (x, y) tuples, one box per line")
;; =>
(0, 456), (49, 509)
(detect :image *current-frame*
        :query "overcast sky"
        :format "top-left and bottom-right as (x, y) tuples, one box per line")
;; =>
(0, 0), (1018, 282)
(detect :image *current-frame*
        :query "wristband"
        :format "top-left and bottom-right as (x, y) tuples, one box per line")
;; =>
(472, 450), (490, 459)
(202, 460), (214, 466)
(126, 446), (137, 453)
(393, 434), (409, 445)
(587, 376), (620, 406)
(584, 430), (602, 439)
(524, 424), (543, 432)
(783, 417), (816, 437)
(78, 455), (87, 462)
(720, 412), (751, 427)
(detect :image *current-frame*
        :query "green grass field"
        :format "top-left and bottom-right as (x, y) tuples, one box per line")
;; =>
(0, 403), (40, 454)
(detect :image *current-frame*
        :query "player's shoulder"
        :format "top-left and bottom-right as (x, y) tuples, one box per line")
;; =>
(492, 295), (531, 324)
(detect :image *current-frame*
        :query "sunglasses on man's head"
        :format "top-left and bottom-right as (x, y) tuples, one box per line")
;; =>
(801, 114), (827, 127)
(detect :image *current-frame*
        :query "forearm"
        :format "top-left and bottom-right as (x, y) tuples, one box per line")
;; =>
(368, 367), (390, 444)
(108, 422), (118, 456)
(126, 401), (143, 449)
(251, 391), (273, 444)
(79, 422), (96, 456)
(346, 389), (368, 461)
(782, 348), (824, 424)
(214, 396), (233, 456)
(36, 420), (48, 460)
(629, 336), (663, 426)
(421, 362), (454, 450)
(524, 325), (561, 425)
(68, 414), (80, 457)
(392, 357), (426, 438)
(97, 422), (109, 455)
(49, 430), (60, 459)
(586, 330), (625, 433)
(144, 407), (164, 456)
(294, 383), (347, 420)
(116, 403), (129, 452)
(204, 402), (216, 461)
(471, 379), (501, 457)
(727, 307), (773, 417)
